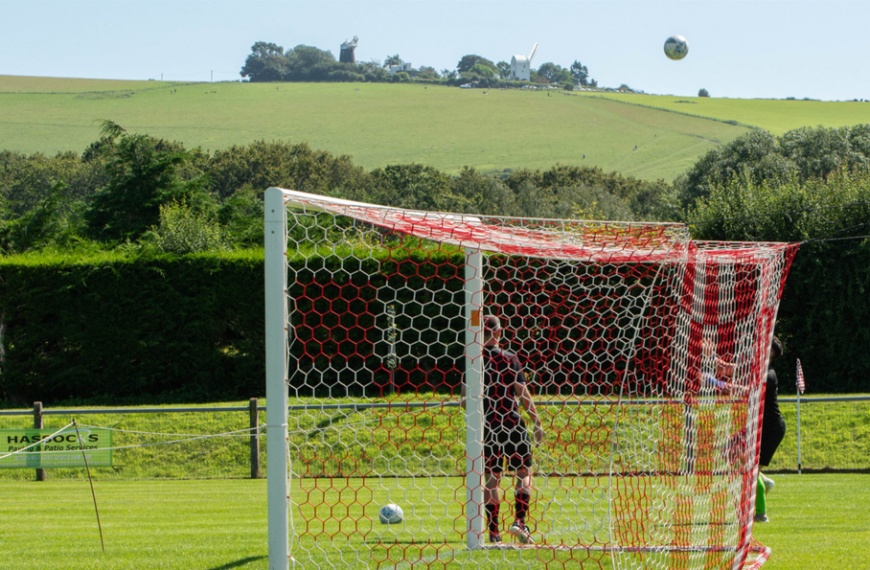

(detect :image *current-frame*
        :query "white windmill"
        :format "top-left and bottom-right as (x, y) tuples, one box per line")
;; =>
(510, 43), (538, 81)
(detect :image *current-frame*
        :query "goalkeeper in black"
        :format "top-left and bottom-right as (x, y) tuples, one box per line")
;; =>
(464, 315), (544, 544)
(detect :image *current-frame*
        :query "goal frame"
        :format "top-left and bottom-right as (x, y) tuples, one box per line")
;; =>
(264, 186), (796, 570)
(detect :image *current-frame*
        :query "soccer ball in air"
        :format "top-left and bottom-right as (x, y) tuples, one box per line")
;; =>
(378, 503), (404, 524)
(664, 35), (689, 60)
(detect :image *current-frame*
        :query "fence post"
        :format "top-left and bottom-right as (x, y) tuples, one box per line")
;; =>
(250, 397), (261, 479)
(33, 401), (46, 481)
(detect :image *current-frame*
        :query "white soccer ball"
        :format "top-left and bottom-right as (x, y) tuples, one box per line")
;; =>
(664, 35), (689, 60)
(378, 503), (404, 524)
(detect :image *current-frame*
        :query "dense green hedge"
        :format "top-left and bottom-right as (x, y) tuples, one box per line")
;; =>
(775, 239), (870, 394)
(0, 250), (472, 404)
(2, 240), (868, 406)
(0, 252), (265, 404)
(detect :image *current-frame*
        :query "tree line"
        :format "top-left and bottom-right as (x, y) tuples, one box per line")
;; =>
(0, 120), (677, 256)
(240, 41), (597, 90)
(4, 121), (869, 257)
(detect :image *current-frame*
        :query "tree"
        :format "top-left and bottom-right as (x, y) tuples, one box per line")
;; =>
(570, 60), (592, 86)
(85, 122), (213, 243)
(468, 63), (497, 79)
(496, 61), (511, 80)
(457, 55), (495, 74)
(778, 125), (861, 180)
(383, 54), (403, 68)
(144, 200), (227, 254)
(679, 130), (785, 208)
(416, 66), (440, 80)
(679, 123), (870, 212)
(207, 140), (368, 201)
(217, 185), (264, 248)
(0, 180), (84, 253)
(537, 62), (570, 84)
(359, 61), (390, 82)
(450, 167), (517, 216)
(240, 42), (288, 82)
(369, 164), (468, 212)
(285, 45), (336, 81)
(698, 88), (710, 97)
(0, 148), (106, 253)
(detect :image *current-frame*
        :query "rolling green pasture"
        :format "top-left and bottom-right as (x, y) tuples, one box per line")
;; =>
(6, 76), (870, 180)
(4, 75), (868, 182)
(582, 91), (870, 136)
(0, 76), (746, 180)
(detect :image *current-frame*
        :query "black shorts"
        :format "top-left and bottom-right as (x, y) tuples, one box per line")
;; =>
(484, 424), (532, 473)
(759, 419), (786, 467)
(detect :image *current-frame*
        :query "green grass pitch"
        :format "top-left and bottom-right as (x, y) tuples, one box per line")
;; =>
(1, 474), (867, 569)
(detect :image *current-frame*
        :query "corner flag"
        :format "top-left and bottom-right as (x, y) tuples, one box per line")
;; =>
(796, 358), (806, 394)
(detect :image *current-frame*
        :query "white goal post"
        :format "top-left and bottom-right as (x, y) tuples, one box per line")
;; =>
(264, 187), (798, 570)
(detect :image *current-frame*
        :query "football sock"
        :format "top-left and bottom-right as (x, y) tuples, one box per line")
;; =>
(515, 490), (530, 523)
(486, 502), (499, 532)
(755, 475), (766, 515)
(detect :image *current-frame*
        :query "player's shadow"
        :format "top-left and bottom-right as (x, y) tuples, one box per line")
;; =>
(207, 555), (268, 569)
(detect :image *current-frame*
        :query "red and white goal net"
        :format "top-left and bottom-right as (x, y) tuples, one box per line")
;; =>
(264, 188), (798, 569)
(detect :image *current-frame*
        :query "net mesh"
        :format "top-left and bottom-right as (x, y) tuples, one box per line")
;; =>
(275, 188), (798, 569)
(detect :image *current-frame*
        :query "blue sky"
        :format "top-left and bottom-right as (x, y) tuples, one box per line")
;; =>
(3, 0), (868, 101)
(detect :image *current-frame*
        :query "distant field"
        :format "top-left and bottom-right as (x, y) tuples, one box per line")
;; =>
(584, 91), (870, 136)
(2, 76), (870, 181)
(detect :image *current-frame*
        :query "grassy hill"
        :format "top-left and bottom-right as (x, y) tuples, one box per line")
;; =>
(3, 76), (870, 181)
(586, 91), (870, 136)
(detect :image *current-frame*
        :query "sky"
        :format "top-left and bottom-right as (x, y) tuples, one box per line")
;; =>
(3, 0), (869, 101)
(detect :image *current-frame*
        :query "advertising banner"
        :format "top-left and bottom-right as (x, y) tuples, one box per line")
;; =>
(0, 427), (113, 469)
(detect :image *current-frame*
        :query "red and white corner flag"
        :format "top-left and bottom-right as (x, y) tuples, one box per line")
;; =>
(796, 358), (806, 394)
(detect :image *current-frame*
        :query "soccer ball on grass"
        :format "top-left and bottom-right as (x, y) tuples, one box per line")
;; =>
(378, 503), (404, 524)
(663, 35), (689, 60)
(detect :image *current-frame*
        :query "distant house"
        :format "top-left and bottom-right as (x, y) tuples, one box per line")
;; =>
(386, 62), (413, 75)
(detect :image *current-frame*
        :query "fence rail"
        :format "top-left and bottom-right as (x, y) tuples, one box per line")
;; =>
(0, 398), (265, 481)
(1, 395), (868, 478)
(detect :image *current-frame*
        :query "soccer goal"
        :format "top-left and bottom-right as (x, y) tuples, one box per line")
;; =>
(264, 187), (798, 569)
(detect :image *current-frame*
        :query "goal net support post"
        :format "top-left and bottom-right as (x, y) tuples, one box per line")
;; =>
(264, 187), (798, 570)
(264, 188), (290, 569)
(464, 248), (485, 551)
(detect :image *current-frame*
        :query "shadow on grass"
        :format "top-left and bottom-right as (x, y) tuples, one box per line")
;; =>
(208, 555), (267, 570)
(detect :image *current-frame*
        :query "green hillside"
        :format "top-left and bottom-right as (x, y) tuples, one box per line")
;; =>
(584, 91), (870, 135)
(2, 76), (870, 181)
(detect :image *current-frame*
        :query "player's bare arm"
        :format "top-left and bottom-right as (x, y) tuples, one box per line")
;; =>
(516, 382), (544, 445)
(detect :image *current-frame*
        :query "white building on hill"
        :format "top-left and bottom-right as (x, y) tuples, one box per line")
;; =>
(510, 43), (538, 81)
(386, 62), (413, 75)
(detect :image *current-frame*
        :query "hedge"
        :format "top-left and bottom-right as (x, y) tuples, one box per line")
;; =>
(0, 252), (265, 404)
(2, 241), (868, 406)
